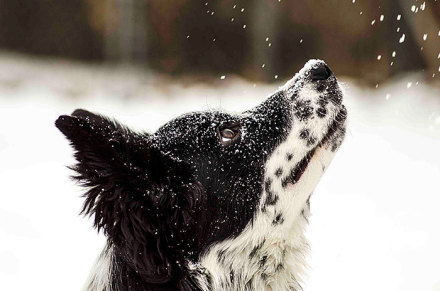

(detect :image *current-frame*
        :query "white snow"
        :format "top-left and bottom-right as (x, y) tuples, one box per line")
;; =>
(0, 53), (440, 291)
(399, 34), (406, 43)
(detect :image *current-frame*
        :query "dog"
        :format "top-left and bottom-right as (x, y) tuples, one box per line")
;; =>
(56, 59), (346, 291)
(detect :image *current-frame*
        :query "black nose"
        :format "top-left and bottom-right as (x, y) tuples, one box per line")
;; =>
(310, 64), (333, 80)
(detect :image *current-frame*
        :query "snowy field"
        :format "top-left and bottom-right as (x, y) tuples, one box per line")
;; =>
(1, 53), (440, 291)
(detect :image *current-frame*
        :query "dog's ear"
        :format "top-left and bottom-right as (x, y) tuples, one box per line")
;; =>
(55, 109), (152, 192)
(56, 109), (206, 285)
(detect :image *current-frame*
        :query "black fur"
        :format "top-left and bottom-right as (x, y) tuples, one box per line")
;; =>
(272, 213), (284, 225)
(56, 110), (206, 290)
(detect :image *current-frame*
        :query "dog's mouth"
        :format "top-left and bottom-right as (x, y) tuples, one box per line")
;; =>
(281, 148), (316, 187)
(282, 106), (347, 188)
(318, 105), (347, 148)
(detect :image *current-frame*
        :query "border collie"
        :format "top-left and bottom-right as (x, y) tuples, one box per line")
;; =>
(56, 59), (346, 291)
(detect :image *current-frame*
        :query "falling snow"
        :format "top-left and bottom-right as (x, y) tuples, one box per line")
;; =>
(399, 34), (406, 43)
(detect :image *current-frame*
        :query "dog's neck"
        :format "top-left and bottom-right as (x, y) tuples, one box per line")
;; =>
(84, 202), (311, 291)
(195, 202), (311, 291)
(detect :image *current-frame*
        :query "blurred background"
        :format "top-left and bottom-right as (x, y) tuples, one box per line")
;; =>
(0, 1), (440, 291)
(1, 0), (440, 84)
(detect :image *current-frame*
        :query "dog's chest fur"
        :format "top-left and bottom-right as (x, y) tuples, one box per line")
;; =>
(194, 204), (310, 291)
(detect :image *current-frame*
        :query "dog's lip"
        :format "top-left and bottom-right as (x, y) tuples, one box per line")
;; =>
(282, 149), (316, 187)
(282, 105), (346, 187)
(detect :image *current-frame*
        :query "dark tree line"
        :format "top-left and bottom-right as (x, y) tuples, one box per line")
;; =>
(0, 0), (438, 84)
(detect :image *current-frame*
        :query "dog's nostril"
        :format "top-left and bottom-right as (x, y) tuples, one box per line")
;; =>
(310, 64), (332, 81)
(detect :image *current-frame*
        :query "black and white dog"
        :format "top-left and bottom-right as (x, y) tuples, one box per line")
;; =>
(56, 60), (346, 291)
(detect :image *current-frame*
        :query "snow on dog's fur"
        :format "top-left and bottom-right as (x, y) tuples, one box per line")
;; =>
(56, 60), (347, 291)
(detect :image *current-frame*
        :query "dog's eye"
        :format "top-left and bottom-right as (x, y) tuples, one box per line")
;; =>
(220, 128), (236, 141)
(218, 125), (240, 145)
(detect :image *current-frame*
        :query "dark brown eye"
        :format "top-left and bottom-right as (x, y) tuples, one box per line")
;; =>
(217, 125), (240, 145)
(221, 128), (236, 140)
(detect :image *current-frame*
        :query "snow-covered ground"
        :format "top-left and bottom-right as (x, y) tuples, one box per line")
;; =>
(1, 53), (439, 291)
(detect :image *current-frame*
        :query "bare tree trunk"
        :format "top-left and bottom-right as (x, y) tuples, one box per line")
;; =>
(250, 0), (280, 81)
(104, 0), (148, 64)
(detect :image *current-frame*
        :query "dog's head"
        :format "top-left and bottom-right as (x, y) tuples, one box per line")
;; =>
(56, 60), (346, 287)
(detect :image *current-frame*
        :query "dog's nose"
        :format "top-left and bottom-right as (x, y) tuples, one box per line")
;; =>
(310, 63), (333, 81)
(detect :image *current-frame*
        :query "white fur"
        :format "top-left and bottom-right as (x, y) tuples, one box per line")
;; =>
(83, 245), (113, 291)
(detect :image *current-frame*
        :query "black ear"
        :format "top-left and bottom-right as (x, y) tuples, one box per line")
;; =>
(55, 109), (152, 192)
(56, 109), (206, 285)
